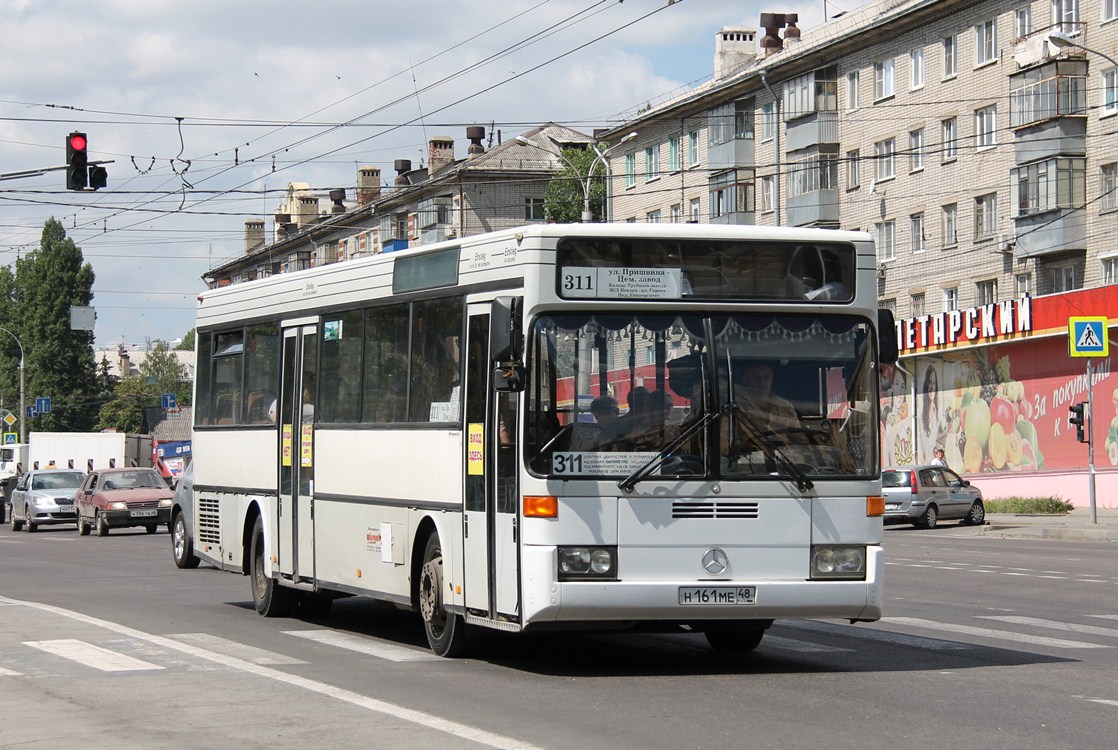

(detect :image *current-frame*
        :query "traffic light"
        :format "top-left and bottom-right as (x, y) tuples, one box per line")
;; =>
(1068, 402), (1088, 443)
(66, 132), (88, 190)
(88, 164), (108, 189)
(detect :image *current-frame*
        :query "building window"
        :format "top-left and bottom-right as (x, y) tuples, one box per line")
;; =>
(1015, 6), (1032, 39)
(1011, 157), (1086, 216)
(1103, 257), (1118, 284)
(625, 153), (635, 188)
(760, 176), (774, 213)
(668, 136), (681, 172)
(875, 220), (896, 262)
(944, 287), (959, 312)
(909, 128), (925, 172)
(943, 203), (958, 245)
(943, 35), (958, 78)
(942, 117), (958, 162)
(1103, 163), (1118, 212)
(975, 105), (997, 148)
(846, 71), (860, 109)
(910, 48), (925, 89)
(646, 209), (661, 223)
(709, 101), (755, 147)
(760, 102), (776, 142)
(782, 66), (837, 121)
(689, 197), (701, 222)
(1010, 69), (1087, 127)
(977, 279), (998, 306)
(847, 149), (860, 189)
(1016, 273), (1032, 297)
(1053, 264), (1076, 291)
(786, 152), (838, 198)
(670, 203), (682, 223)
(975, 193), (998, 237)
(874, 138), (896, 181)
(912, 292), (926, 317)
(1053, 0), (1079, 33)
(688, 130), (700, 166)
(710, 170), (756, 218)
(975, 20), (998, 66)
(910, 213), (925, 253)
(874, 58), (895, 100)
(645, 144), (660, 181)
(1106, 0), (1118, 23)
(524, 197), (545, 222)
(1104, 68), (1118, 114)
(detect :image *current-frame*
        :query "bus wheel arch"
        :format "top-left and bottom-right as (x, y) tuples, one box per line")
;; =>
(248, 510), (297, 617)
(415, 526), (469, 657)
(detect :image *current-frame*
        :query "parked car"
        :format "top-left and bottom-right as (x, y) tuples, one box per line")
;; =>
(75, 467), (174, 536)
(882, 465), (985, 529)
(170, 460), (200, 568)
(9, 469), (86, 531)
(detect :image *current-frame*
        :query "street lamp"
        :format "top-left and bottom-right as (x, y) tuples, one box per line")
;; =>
(1047, 29), (1118, 68)
(516, 132), (638, 222)
(0, 326), (25, 444)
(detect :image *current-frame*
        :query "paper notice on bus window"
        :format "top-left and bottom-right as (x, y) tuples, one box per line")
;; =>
(300, 424), (313, 468)
(467, 423), (484, 475)
(563, 267), (684, 299)
(282, 424), (293, 467)
(552, 451), (658, 476)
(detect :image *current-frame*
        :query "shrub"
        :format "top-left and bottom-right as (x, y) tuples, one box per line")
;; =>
(984, 497), (1074, 515)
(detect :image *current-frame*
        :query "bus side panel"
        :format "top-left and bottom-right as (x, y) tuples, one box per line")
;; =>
(193, 429), (277, 493)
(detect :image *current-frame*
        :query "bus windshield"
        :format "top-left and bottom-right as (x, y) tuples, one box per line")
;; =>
(526, 312), (878, 481)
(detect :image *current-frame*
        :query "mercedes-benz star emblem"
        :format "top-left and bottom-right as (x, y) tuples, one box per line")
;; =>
(702, 547), (728, 576)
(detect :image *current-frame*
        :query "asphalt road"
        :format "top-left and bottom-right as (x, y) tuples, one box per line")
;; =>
(1, 522), (1115, 750)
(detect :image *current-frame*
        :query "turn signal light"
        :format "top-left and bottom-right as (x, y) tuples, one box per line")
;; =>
(523, 496), (558, 518)
(866, 495), (885, 517)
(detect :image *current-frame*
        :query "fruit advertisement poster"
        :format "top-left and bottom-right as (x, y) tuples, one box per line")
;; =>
(883, 335), (1114, 475)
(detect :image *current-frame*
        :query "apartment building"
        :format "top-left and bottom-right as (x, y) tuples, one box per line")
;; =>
(601, 0), (1118, 507)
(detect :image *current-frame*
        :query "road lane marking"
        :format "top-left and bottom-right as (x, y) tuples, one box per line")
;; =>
(1084, 698), (1118, 707)
(784, 620), (973, 651)
(0, 666), (23, 676)
(887, 617), (1109, 649)
(169, 633), (307, 665)
(762, 635), (854, 653)
(0, 594), (540, 750)
(978, 616), (1118, 638)
(283, 630), (440, 662)
(24, 639), (165, 672)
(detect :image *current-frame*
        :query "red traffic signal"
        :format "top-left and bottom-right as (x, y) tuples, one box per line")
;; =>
(66, 131), (88, 190)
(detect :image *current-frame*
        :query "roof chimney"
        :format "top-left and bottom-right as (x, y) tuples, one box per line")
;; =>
(244, 220), (265, 254)
(714, 27), (758, 80)
(394, 159), (412, 186)
(297, 194), (319, 227)
(357, 166), (381, 205)
(329, 188), (346, 214)
(466, 126), (486, 158)
(760, 13), (790, 56)
(428, 136), (455, 174)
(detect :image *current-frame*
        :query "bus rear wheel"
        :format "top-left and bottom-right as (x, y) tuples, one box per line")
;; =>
(704, 623), (770, 653)
(418, 532), (468, 657)
(250, 515), (296, 617)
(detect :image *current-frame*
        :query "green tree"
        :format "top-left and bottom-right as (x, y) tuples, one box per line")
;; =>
(175, 328), (195, 351)
(543, 147), (607, 223)
(141, 339), (192, 406)
(96, 376), (155, 433)
(6, 219), (99, 431)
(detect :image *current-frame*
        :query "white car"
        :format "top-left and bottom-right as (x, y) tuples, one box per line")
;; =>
(9, 469), (86, 531)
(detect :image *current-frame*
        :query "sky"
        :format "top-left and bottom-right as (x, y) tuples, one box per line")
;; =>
(0, 0), (828, 348)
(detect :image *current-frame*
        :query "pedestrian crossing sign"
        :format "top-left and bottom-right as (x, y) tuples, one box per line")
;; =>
(1069, 316), (1109, 358)
(3, 432), (16, 445)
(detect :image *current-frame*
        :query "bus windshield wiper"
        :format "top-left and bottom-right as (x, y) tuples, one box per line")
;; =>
(617, 405), (722, 492)
(725, 402), (814, 493)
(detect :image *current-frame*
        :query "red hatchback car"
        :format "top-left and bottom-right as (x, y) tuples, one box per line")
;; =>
(75, 467), (174, 536)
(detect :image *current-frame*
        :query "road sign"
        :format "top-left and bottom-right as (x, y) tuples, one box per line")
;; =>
(3, 413), (14, 426)
(35, 397), (52, 414)
(161, 393), (178, 410)
(3, 432), (16, 445)
(25, 406), (36, 418)
(1069, 317), (1109, 357)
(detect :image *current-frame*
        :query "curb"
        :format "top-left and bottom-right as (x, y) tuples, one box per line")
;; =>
(976, 523), (1118, 543)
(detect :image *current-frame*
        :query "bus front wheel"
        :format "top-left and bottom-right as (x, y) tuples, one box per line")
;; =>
(418, 532), (468, 657)
(250, 516), (297, 617)
(704, 623), (769, 653)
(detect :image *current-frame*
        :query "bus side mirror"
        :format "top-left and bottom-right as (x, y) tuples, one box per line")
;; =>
(490, 296), (523, 362)
(877, 308), (898, 365)
(493, 364), (525, 392)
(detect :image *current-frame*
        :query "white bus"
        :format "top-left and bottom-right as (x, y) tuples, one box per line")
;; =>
(175, 223), (897, 656)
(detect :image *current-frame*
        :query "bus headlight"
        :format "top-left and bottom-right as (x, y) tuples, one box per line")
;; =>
(557, 546), (617, 581)
(810, 545), (866, 580)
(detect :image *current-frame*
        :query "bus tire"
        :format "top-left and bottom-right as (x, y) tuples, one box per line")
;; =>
(418, 532), (468, 657)
(704, 625), (768, 653)
(172, 510), (200, 569)
(250, 515), (296, 617)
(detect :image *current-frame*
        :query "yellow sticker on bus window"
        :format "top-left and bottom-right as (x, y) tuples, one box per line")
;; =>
(467, 423), (484, 475)
(282, 424), (293, 467)
(301, 423), (313, 468)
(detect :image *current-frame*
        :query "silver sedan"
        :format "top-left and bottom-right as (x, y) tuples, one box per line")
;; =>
(9, 469), (86, 531)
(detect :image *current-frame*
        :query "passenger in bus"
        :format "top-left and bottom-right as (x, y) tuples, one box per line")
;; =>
(571, 395), (620, 451)
(619, 390), (678, 451)
(608, 386), (649, 444)
(733, 362), (799, 430)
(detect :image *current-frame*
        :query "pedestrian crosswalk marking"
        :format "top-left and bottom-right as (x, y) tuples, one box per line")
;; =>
(979, 615), (1118, 637)
(784, 619), (974, 651)
(887, 617), (1109, 649)
(167, 633), (306, 665)
(25, 639), (165, 671)
(763, 635), (853, 653)
(0, 666), (23, 676)
(283, 629), (440, 662)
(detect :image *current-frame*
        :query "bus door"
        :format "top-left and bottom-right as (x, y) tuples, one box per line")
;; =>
(463, 304), (520, 621)
(278, 323), (317, 584)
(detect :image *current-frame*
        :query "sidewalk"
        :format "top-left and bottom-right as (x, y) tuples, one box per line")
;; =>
(976, 505), (1118, 543)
